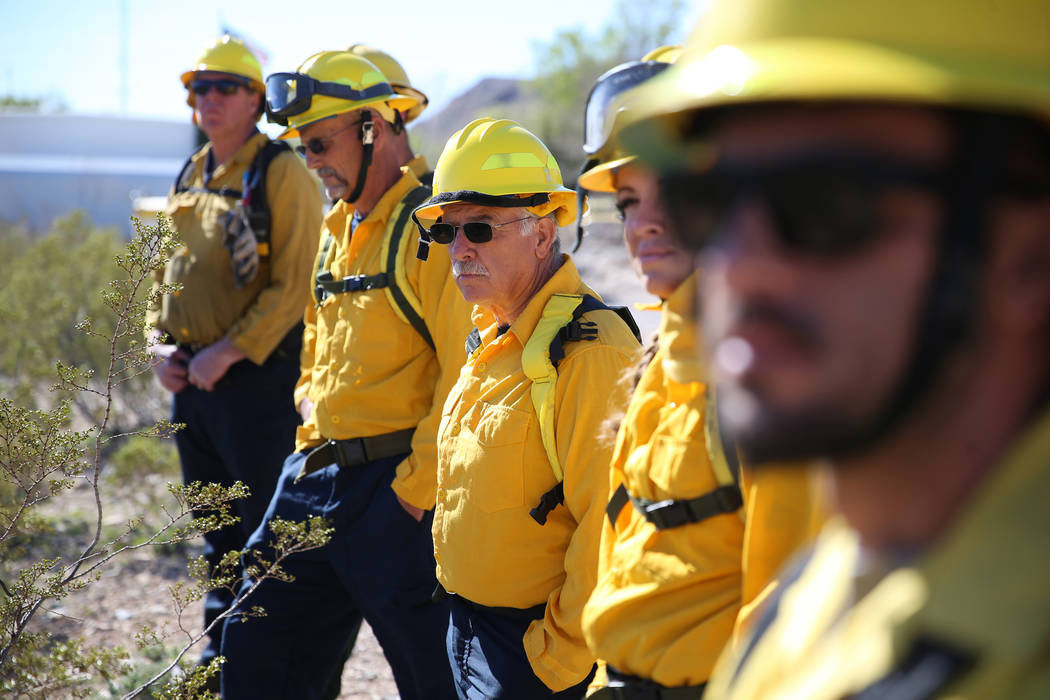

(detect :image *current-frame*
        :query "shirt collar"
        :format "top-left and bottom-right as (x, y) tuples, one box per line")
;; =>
(469, 255), (596, 351)
(660, 272), (706, 384)
(328, 155), (430, 226)
(194, 130), (266, 183)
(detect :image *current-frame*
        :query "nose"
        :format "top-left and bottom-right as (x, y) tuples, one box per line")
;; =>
(625, 196), (669, 245)
(447, 227), (473, 260)
(704, 196), (796, 296)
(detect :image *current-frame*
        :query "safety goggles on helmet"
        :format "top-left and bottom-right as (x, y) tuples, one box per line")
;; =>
(661, 151), (950, 256)
(583, 61), (670, 155)
(190, 77), (250, 96)
(265, 72), (394, 126)
(426, 215), (533, 245)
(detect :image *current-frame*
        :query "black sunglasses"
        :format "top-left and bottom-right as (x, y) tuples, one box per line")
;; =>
(428, 215), (533, 245)
(661, 152), (948, 256)
(190, 78), (248, 96)
(295, 119), (364, 157)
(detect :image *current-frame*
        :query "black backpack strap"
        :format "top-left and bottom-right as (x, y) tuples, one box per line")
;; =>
(313, 234), (336, 305)
(605, 481), (742, 530)
(240, 140), (293, 257)
(171, 150), (242, 199)
(605, 483), (631, 525)
(547, 294), (640, 368)
(384, 184), (435, 349)
(173, 153), (195, 194)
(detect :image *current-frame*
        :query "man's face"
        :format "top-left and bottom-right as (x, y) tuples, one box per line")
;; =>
(298, 111), (364, 201)
(192, 71), (259, 142)
(442, 203), (550, 320)
(614, 162), (693, 300)
(687, 105), (949, 462)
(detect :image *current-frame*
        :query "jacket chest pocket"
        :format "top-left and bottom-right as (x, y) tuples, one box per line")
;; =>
(448, 402), (532, 514)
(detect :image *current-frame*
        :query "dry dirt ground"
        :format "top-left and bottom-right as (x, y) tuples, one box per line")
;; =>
(30, 201), (650, 698)
(36, 474), (400, 699)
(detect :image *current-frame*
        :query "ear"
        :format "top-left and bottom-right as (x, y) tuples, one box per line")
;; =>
(248, 90), (263, 116)
(533, 216), (558, 259)
(368, 114), (387, 148)
(987, 198), (1050, 335)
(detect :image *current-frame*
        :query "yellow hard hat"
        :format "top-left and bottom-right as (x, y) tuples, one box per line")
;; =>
(577, 48), (681, 193)
(414, 117), (577, 226)
(412, 118), (578, 258)
(181, 35), (264, 108)
(347, 44), (429, 123)
(621, 0), (1050, 171)
(266, 51), (420, 138)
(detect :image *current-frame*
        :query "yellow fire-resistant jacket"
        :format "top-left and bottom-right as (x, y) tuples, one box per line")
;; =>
(705, 408), (1050, 700)
(148, 132), (322, 363)
(582, 275), (828, 690)
(582, 274), (744, 687)
(733, 463), (829, 647)
(293, 157), (474, 510)
(434, 256), (639, 691)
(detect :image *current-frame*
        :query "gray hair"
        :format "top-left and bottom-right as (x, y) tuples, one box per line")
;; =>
(521, 212), (562, 259)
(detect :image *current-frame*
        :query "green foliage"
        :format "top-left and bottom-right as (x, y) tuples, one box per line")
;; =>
(0, 214), (165, 430)
(0, 95), (48, 113)
(106, 436), (181, 483)
(525, 0), (687, 179)
(0, 215), (333, 698)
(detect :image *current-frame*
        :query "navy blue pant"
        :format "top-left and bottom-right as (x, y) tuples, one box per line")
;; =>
(447, 596), (594, 700)
(172, 351), (301, 664)
(220, 450), (456, 700)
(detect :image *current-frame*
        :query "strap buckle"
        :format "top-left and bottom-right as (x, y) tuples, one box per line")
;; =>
(337, 273), (387, 293)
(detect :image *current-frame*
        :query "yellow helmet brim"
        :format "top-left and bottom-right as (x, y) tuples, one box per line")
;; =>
(577, 154), (637, 193)
(623, 37), (1050, 170)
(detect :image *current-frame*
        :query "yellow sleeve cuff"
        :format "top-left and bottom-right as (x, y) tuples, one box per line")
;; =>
(391, 454), (437, 511)
(523, 617), (590, 692)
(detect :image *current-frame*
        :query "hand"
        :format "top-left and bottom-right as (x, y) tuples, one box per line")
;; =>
(299, 397), (314, 421)
(149, 342), (190, 393)
(396, 493), (425, 522)
(186, 338), (246, 391)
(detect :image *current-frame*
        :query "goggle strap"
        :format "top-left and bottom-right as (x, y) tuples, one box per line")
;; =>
(573, 157), (599, 252)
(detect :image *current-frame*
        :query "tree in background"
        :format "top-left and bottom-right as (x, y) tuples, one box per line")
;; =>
(526, 0), (686, 182)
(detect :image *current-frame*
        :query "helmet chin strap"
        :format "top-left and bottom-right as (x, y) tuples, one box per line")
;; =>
(573, 158), (599, 252)
(342, 109), (375, 204)
(825, 112), (1007, 460)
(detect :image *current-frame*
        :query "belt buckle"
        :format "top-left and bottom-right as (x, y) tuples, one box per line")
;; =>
(606, 679), (652, 700)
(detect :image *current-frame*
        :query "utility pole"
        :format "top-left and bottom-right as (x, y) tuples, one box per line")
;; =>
(119, 0), (129, 113)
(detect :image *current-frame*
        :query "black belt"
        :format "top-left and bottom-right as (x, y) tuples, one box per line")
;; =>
(302, 428), (415, 473)
(432, 584), (546, 622)
(589, 667), (706, 700)
(163, 322), (303, 362)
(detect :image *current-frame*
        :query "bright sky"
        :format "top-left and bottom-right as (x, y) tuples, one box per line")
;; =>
(1, 0), (708, 124)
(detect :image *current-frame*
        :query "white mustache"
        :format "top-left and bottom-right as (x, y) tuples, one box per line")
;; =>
(316, 167), (346, 185)
(453, 260), (490, 277)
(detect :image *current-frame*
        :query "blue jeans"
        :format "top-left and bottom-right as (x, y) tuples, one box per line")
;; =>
(220, 450), (456, 700)
(172, 351), (301, 664)
(447, 596), (594, 700)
